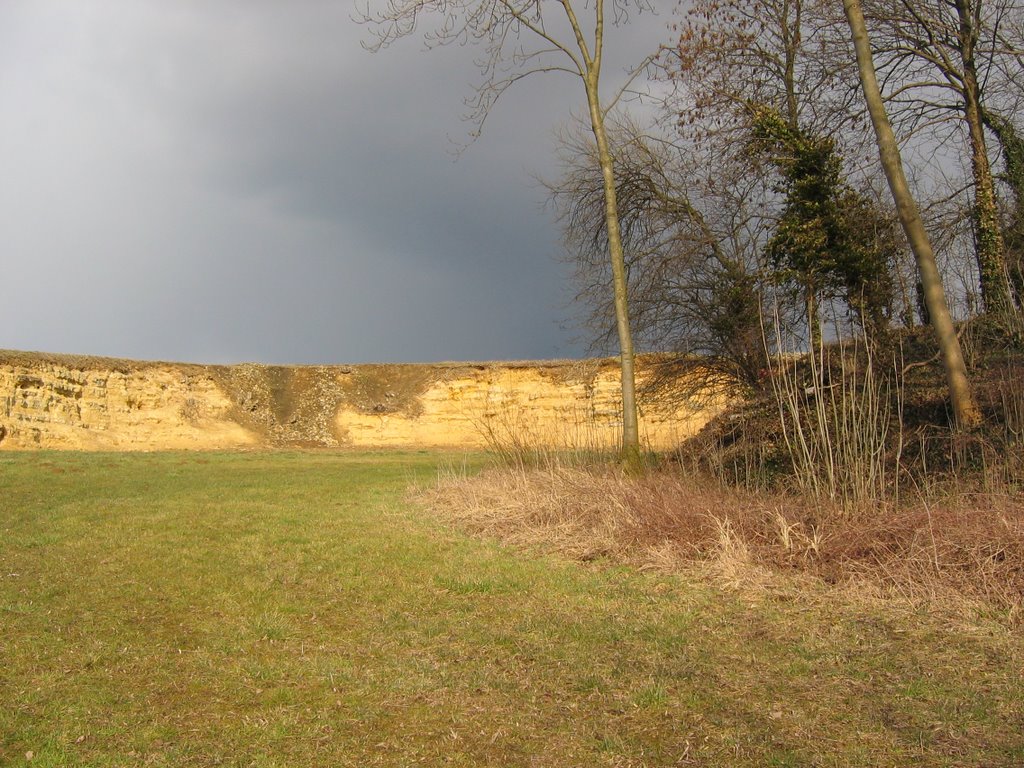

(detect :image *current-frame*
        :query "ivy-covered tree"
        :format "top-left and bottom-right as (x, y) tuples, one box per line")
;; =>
(752, 106), (896, 339)
(984, 109), (1024, 307)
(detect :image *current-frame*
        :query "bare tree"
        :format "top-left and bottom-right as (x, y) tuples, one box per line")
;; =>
(669, 0), (848, 138)
(358, 0), (654, 464)
(550, 118), (775, 394)
(844, 0), (982, 428)
(858, 0), (1023, 315)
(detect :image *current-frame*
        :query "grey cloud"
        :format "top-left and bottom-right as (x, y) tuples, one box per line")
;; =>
(1, 0), (663, 364)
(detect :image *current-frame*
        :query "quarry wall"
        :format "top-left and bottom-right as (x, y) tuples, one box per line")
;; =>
(0, 351), (726, 451)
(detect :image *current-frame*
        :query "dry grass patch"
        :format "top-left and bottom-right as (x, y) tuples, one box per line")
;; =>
(424, 465), (1024, 623)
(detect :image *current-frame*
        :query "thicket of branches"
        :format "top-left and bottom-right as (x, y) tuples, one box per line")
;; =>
(552, 0), (1024, 413)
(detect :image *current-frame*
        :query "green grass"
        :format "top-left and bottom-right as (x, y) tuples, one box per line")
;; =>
(1, 451), (1022, 767)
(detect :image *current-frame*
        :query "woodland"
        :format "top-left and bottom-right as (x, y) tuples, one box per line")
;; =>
(362, 0), (1024, 620)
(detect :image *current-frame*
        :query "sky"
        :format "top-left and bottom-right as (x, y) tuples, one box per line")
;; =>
(0, 0), (666, 365)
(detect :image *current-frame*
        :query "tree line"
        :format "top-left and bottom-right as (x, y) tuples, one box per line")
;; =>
(556, 0), (1022, 434)
(361, 0), (1024, 457)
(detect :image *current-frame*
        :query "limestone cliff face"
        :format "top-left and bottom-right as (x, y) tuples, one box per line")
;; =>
(334, 363), (713, 450)
(0, 351), (725, 451)
(0, 356), (257, 450)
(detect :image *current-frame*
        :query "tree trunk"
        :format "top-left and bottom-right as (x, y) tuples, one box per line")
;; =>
(956, 0), (1014, 315)
(983, 109), (1024, 307)
(585, 79), (642, 465)
(843, 0), (981, 429)
(806, 282), (821, 350)
(780, 0), (802, 129)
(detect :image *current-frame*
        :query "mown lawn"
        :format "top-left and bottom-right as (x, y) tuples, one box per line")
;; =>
(1, 451), (1022, 767)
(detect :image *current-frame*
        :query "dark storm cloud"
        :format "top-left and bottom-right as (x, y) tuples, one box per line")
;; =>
(0, 0), (664, 364)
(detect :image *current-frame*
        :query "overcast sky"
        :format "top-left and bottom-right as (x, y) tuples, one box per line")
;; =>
(0, 0), (665, 364)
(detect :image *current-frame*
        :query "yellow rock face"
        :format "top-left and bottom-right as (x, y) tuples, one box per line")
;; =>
(335, 365), (717, 451)
(0, 352), (727, 451)
(0, 360), (258, 450)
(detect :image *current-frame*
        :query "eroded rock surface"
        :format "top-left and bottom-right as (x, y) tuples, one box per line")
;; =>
(0, 351), (726, 451)
(0, 356), (255, 450)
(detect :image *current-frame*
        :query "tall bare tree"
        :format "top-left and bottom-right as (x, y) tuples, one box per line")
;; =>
(844, 0), (982, 428)
(551, 118), (775, 393)
(359, 0), (654, 464)
(859, 0), (1022, 315)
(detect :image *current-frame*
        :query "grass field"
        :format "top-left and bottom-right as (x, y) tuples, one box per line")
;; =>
(2, 451), (1022, 767)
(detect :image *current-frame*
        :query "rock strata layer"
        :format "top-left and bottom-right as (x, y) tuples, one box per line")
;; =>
(0, 351), (726, 451)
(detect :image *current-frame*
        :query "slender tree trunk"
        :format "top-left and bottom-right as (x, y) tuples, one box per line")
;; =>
(584, 79), (641, 464)
(555, 0), (641, 464)
(806, 282), (821, 350)
(780, 0), (802, 129)
(956, 0), (1014, 315)
(843, 0), (981, 429)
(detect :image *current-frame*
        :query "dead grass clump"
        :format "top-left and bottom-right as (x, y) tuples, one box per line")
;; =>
(428, 466), (685, 563)
(423, 466), (1024, 623)
(424, 466), (816, 571)
(820, 498), (1024, 621)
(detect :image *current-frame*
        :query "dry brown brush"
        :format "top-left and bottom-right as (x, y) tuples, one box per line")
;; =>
(423, 465), (1023, 623)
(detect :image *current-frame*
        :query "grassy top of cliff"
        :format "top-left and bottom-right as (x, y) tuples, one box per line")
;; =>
(0, 348), (203, 373)
(0, 348), (626, 373)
